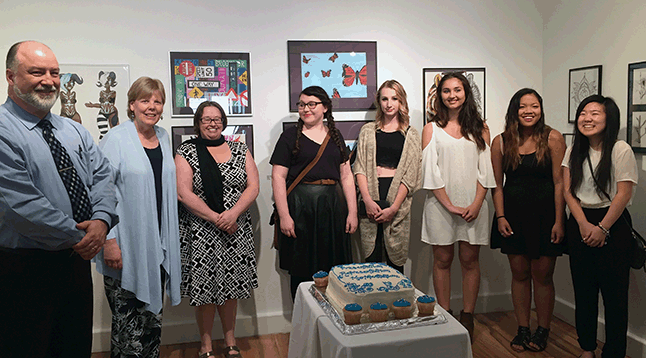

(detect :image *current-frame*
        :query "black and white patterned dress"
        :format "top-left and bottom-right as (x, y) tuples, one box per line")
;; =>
(177, 141), (258, 306)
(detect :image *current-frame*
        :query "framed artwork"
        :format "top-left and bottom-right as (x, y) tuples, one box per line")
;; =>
(282, 120), (369, 163)
(169, 52), (251, 117)
(423, 68), (485, 124)
(171, 124), (254, 157)
(627, 60), (646, 152)
(50, 64), (130, 143)
(568, 65), (602, 123)
(287, 41), (377, 112)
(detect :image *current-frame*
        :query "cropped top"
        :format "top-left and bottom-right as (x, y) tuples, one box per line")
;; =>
(376, 130), (405, 169)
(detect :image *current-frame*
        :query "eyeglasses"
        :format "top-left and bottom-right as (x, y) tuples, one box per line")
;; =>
(296, 101), (322, 109)
(200, 117), (222, 124)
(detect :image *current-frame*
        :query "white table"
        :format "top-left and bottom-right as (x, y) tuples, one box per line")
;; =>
(288, 281), (473, 358)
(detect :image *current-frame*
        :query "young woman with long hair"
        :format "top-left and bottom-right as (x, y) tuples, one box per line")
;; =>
(271, 86), (357, 300)
(354, 80), (422, 273)
(490, 88), (566, 352)
(563, 95), (637, 358)
(421, 72), (496, 342)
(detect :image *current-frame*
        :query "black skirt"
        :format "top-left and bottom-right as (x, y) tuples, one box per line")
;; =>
(278, 183), (352, 277)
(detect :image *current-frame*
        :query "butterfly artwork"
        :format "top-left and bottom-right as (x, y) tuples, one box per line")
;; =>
(302, 55), (311, 64)
(329, 52), (338, 62)
(342, 64), (368, 87)
(321, 69), (331, 78)
(332, 88), (340, 98)
(304, 71), (310, 78)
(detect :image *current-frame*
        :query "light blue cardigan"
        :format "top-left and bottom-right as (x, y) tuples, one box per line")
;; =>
(94, 120), (181, 314)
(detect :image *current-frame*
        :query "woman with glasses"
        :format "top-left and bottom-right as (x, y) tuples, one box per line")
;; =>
(175, 101), (259, 358)
(353, 80), (422, 273)
(271, 85), (357, 300)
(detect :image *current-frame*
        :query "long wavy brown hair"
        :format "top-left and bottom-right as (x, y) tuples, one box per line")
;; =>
(293, 86), (348, 162)
(375, 79), (409, 133)
(431, 72), (486, 150)
(501, 88), (552, 171)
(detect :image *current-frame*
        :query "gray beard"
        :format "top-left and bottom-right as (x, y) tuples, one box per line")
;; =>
(13, 85), (59, 113)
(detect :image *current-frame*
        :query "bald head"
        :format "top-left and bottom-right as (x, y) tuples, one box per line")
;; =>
(6, 41), (60, 117)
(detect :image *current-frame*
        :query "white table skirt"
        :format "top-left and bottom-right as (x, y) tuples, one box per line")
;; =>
(288, 282), (473, 358)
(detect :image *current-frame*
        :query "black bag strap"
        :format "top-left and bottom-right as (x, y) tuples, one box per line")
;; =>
(585, 157), (632, 229)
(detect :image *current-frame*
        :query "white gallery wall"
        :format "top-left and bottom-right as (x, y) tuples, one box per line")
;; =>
(541, 1), (646, 357)
(2, 0), (550, 352)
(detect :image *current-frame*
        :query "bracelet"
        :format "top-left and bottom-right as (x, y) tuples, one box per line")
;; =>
(496, 215), (505, 220)
(597, 223), (610, 237)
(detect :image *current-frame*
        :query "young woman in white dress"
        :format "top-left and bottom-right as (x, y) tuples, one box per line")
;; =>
(421, 72), (495, 342)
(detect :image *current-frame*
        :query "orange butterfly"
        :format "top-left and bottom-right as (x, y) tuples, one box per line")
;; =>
(332, 88), (341, 98)
(329, 52), (338, 62)
(321, 69), (331, 77)
(302, 55), (311, 64)
(304, 71), (310, 78)
(342, 64), (367, 87)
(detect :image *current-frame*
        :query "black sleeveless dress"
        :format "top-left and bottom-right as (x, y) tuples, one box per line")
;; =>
(490, 152), (565, 258)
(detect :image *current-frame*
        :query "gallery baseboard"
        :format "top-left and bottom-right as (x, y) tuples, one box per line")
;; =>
(92, 312), (292, 353)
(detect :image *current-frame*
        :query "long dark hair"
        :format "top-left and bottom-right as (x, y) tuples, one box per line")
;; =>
(293, 86), (348, 162)
(568, 95), (620, 199)
(431, 72), (486, 150)
(502, 88), (552, 170)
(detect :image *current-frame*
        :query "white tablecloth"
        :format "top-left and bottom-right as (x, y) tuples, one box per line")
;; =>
(288, 282), (473, 358)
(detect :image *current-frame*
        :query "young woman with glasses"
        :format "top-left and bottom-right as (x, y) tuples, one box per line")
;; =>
(270, 85), (357, 300)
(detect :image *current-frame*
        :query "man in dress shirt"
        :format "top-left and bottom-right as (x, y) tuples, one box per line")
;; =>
(0, 41), (118, 357)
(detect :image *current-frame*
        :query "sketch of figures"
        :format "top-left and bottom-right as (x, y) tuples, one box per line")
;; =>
(632, 69), (646, 105)
(423, 68), (485, 123)
(631, 112), (646, 146)
(59, 73), (84, 124)
(85, 71), (119, 139)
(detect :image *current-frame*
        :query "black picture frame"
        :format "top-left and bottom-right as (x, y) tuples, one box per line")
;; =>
(568, 65), (602, 123)
(627, 61), (646, 153)
(287, 41), (377, 112)
(422, 68), (486, 124)
(171, 125), (254, 157)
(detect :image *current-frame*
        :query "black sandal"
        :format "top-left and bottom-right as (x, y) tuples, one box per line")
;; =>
(509, 326), (531, 352)
(223, 345), (242, 358)
(198, 351), (215, 358)
(527, 326), (550, 352)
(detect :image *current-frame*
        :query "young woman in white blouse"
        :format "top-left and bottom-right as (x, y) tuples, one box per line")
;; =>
(563, 95), (637, 358)
(421, 72), (496, 342)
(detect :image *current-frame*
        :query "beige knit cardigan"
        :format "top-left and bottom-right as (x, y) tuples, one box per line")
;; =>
(352, 122), (422, 265)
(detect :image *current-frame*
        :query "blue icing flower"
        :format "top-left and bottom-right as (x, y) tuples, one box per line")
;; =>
(312, 270), (328, 278)
(370, 302), (387, 310)
(393, 299), (411, 307)
(344, 303), (362, 311)
(417, 295), (435, 303)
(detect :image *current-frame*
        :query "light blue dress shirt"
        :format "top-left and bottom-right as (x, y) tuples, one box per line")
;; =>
(0, 98), (118, 250)
(94, 120), (181, 314)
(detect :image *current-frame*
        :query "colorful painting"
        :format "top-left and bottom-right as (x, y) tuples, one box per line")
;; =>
(423, 68), (485, 124)
(171, 125), (254, 157)
(288, 41), (377, 112)
(51, 64), (130, 143)
(169, 52), (251, 117)
(568, 65), (602, 123)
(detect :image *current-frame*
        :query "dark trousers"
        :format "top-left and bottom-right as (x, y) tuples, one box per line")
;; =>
(567, 208), (631, 358)
(365, 177), (403, 274)
(0, 248), (93, 358)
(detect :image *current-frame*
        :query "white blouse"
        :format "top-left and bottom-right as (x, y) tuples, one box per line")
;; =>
(562, 140), (638, 209)
(421, 122), (496, 245)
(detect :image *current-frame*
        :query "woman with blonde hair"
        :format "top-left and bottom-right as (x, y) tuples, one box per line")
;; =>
(354, 80), (421, 272)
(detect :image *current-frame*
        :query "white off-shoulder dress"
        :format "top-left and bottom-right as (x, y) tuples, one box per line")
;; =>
(421, 122), (496, 245)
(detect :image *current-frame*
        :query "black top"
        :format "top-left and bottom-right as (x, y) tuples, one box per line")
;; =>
(144, 145), (163, 232)
(270, 126), (346, 183)
(376, 130), (405, 169)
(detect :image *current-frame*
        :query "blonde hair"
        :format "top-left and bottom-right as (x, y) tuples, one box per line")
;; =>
(127, 77), (166, 119)
(375, 80), (409, 132)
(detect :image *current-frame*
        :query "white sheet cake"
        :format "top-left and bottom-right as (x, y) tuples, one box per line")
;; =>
(326, 263), (416, 316)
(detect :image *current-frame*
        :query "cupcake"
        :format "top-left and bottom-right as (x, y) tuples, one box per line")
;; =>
(369, 302), (389, 323)
(312, 271), (328, 293)
(343, 303), (363, 325)
(416, 295), (436, 317)
(392, 299), (412, 319)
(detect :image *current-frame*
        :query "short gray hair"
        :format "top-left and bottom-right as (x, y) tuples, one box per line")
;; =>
(6, 41), (24, 70)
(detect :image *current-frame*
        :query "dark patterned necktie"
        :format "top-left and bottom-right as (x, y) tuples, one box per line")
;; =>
(38, 119), (92, 223)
